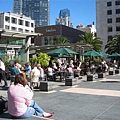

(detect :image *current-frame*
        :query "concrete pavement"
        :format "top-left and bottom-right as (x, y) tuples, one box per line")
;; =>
(0, 73), (120, 120)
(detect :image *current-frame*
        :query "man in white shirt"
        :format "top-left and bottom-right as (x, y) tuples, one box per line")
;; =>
(0, 58), (8, 87)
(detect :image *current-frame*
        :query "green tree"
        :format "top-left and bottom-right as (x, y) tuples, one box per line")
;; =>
(105, 35), (120, 54)
(79, 32), (102, 51)
(53, 37), (70, 45)
(29, 52), (50, 68)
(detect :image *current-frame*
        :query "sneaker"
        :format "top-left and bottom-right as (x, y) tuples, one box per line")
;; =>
(43, 112), (54, 118)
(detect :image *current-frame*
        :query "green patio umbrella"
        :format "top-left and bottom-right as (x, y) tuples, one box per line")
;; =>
(109, 52), (120, 57)
(58, 54), (71, 58)
(99, 51), (109, 57)
(47, 47), (78, 55)
(82, 49), (103, 57)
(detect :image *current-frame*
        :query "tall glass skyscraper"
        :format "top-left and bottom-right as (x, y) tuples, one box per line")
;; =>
(13, 0), (50, 27)
(56, 9), (73, 27)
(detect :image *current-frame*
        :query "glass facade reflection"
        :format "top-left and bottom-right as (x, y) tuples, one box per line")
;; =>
(13, 0), (50, 27)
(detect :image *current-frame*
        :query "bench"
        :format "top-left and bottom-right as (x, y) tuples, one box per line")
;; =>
(115, 69), (119, 74)
(109, 71), (114, 75)
(87, 74), (95, 81)
(98, 73), (105, 78)
(65, 77), (77, 86)
(39, 81), (56, 91)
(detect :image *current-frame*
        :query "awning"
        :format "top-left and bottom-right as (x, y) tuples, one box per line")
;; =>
(0, 29), (42, 39)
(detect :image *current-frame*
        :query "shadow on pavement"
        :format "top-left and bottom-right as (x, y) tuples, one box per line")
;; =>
(101, 81), (120, 83)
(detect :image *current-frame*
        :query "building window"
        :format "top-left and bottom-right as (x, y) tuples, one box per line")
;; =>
(116, 17), (120, 23)
(116, 26), (120, 31)
(5, 16), (9, 22)
(107, 18), (112, 23)
(25, 21), (29, 27)
(5, 25), (9, 29)
(31, 23), (34, 27)
(108, 26), (112, 32)
(108, 35), (113, 40)
(107, 2), (112, 6)
(107, 10), (112, 15)
(18, 28), (23, 32)
(18, 19), (23, 25)
(11, 27), (16, 31)
(115, 1), (120, 5)
(44, 37), (48, 45)
(11, 17), (17, 24)
(25, 29), (29, 33)
(116, 9), (120, 14)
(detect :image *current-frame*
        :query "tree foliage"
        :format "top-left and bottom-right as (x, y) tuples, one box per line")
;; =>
(29, 52), (50, 68)
(78, 32), (103, 52)
(53, 37), (70, 45)
(105, 35), (120, 54)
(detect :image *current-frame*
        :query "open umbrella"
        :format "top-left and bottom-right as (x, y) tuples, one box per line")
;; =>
(47, 47), (78, 55)
(109, 52), (120, 57)
(82, 49), (103, 57)
(58, 54), (71, 58)
(99, 51), (109, 57)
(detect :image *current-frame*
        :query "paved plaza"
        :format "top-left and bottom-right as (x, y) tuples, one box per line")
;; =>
(0, 73), (120, 120)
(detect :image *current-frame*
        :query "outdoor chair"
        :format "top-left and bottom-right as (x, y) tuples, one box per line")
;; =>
(10, 75), (15, 85)
(46, 71), (55, 81)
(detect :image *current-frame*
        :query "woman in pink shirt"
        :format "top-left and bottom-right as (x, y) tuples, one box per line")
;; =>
(7, 73), (54, 119)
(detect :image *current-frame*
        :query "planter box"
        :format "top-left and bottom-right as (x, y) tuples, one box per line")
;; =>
(87, 75), (95, 81)
(98, 73), (105, 78)
(39, 81), (55, 91)
(65, 78), (77, 86)
(109, 71), (114, 75)
(115, 69), (119, 74)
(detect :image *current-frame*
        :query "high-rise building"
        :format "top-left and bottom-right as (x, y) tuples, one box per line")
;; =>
(13, 0), (50, 27)
(56, 9), (73, 27)
(96, 0), (120, 51)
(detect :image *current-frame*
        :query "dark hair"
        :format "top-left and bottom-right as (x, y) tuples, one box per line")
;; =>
(14, 73), (28, 87)
(0, 58), (2, 61)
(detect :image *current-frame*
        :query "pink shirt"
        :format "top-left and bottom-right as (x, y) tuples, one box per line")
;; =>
(7, 84), (33, 116)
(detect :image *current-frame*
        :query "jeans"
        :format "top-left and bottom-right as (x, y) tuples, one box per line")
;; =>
(11, 100), (44, 119)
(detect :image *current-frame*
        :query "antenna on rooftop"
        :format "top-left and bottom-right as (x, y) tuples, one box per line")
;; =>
(20, 0), (23, 15)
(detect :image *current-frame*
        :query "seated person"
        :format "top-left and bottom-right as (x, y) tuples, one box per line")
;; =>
(46, 66), (55, 81)
(10, 64), (20, 76)
(67, 64), (74, 76)
(8, 73), (54, 119)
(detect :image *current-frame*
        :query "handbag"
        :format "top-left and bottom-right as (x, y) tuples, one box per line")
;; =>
(0, 96), (8, 114)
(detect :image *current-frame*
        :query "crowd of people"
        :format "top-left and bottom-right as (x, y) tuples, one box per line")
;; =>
(0, 57), (119, 87)
(0, 56), (120, 119)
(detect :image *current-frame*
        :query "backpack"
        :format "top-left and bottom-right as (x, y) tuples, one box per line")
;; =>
(0, 96), (8, 114)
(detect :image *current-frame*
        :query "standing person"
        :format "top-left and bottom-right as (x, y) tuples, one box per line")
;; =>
(7, 73), (54, 119)
(29, 64), (40, 89)
(37, 64), (44, 80)
(0, 58), (8, 87)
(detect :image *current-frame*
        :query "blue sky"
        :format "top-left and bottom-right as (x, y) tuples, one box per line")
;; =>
(0, 0), (96, 28)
